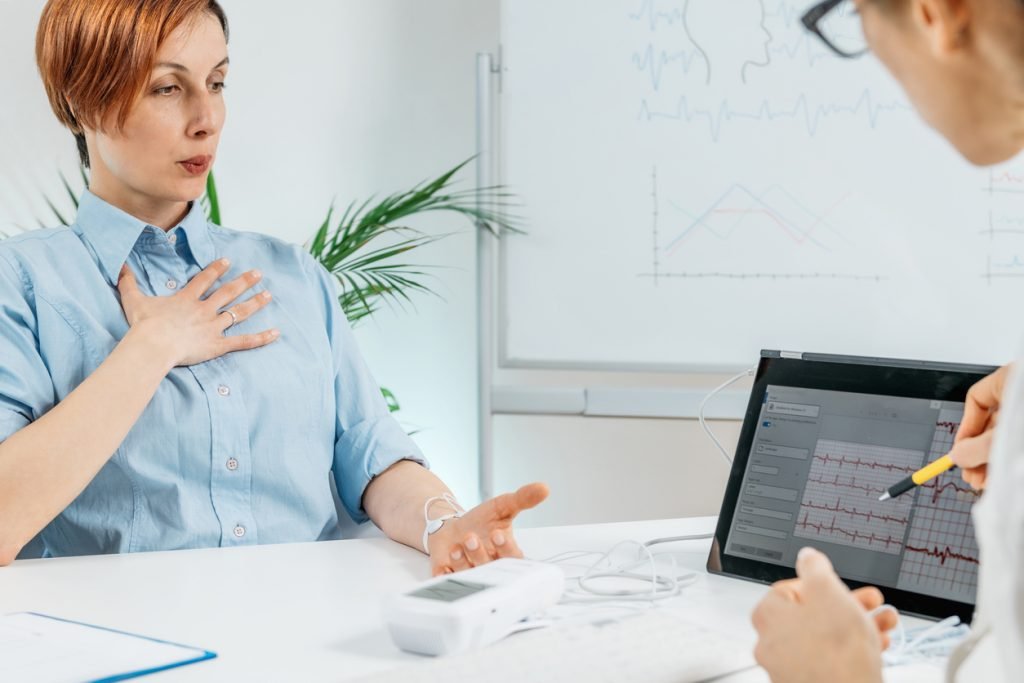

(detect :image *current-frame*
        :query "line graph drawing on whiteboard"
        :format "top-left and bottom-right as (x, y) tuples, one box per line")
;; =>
(638, 91), (910, 141)
(984, 168), (1024, 195)
(641, 166), (886, 283)
(979, 210), (1024, 238)
(983, 253), (1024, 283)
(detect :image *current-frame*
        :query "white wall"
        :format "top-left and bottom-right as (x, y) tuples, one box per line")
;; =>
(0, 0), (743, 530)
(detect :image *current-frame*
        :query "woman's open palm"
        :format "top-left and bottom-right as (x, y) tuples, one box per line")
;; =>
(427, 483), (549, 576)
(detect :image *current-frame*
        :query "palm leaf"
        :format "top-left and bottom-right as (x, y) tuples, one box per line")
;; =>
(204, 172), (221, 224)
(306, 158), (522, 324)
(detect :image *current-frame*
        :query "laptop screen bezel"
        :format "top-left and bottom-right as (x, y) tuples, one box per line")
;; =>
(706, 350), (997, 624)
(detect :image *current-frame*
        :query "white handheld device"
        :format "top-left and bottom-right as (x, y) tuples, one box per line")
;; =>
(384, 558), (564, 656)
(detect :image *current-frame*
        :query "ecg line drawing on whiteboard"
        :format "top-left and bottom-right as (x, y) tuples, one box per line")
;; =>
(632, 43), (707, 91)
(638, 91), (910, 140)
(629, 0), (686, 31)
(631, 0), (840, 97)
(761, 0), (813, 26)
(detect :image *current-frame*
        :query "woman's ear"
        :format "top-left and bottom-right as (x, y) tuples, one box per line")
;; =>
(912, 0), (972, 57)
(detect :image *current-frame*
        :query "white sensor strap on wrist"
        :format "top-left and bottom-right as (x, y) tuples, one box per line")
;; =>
(422, 492), (465, 554)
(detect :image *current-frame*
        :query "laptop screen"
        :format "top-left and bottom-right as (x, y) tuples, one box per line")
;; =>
(708, 351), (996, 622)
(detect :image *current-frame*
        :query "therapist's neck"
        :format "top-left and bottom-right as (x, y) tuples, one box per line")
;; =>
(86, 164), (190, 232)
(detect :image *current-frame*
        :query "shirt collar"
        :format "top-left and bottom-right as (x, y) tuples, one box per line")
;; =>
(72, 189), (216, 287)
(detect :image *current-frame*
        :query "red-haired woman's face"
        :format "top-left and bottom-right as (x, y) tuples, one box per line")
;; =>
(86, 12), (228, 207)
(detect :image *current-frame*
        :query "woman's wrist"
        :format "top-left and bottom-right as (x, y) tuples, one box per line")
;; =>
(121, 321), (179, 373)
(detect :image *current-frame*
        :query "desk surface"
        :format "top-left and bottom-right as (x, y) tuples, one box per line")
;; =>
(1, 517), (943, 682)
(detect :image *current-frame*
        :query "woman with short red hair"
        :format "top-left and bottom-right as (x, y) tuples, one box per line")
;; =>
(0, 0), (547, 572)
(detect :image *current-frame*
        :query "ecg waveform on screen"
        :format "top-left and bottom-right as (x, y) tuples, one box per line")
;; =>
(795, 516), (904, 550)
(919, 478), (976, 506)
(897, 411), (979, 601)
(795, 440), (921, 554)
(638, 91), (910, 140)
(811, 452), (917, 475)
(805, 473), (884, 497)
(800, 499), (908, 526)
(904, 545), (979, 566)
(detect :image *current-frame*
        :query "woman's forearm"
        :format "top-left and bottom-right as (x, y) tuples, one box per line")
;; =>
(0, 322), (175, 565)
(362, 460), (454, 552)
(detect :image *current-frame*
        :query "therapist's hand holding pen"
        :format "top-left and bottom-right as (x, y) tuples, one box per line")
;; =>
(879, 364), (1012, 501)
(948, 363), (1013, 491)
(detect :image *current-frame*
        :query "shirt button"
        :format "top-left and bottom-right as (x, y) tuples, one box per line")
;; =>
(226, 457), (239, 471)
(166, 279), (178, 290)
(217, 385), (230, 397)
(168, 233), (177, 244)
(233, 525), (246, 538)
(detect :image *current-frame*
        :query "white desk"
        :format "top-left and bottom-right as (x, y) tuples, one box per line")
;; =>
(1, 516), (943, 682)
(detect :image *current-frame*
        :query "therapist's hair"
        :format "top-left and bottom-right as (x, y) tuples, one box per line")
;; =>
(35, 0), (229, 169)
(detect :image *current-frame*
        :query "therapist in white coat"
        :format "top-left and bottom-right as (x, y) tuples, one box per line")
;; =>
(751, 1), (1024, 681)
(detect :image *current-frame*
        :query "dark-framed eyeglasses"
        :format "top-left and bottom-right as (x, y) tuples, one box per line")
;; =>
(801, 0), (869, 59)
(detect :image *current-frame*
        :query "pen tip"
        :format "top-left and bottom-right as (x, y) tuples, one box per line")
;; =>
(878, 492), (890, 502)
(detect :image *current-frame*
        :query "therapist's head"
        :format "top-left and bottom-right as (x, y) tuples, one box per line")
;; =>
(36, 0), (229, 208)
(808, 0), (1024, 165)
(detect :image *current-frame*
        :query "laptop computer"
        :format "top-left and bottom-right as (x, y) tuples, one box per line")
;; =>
(707, 350), (996, 623)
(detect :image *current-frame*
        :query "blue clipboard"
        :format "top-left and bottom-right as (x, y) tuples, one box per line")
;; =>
(6, 612), (217, 682)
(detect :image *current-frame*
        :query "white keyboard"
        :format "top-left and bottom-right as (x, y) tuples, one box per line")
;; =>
(358, 611), (757, 683)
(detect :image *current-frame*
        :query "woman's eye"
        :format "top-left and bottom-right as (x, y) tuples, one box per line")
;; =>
(154, 85), (178, 96)
(211, 82), (227, 92)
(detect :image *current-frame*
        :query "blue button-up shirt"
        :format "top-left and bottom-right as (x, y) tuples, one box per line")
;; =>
(0, 189), (426, 557)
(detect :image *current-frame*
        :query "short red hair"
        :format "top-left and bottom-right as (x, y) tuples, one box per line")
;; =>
(35, 0), (229, 168)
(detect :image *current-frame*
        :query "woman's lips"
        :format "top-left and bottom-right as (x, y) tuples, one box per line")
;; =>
(178, 156), (212, 175)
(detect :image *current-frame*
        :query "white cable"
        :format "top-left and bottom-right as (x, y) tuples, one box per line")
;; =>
(868, 605), (971, 666)
(643, 533), (714, 548)
(699, 366), (756, 465)
(536, 540), (700, 605)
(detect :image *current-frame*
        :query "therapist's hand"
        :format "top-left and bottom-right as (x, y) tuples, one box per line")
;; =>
(751, 547), (895, 683)
(427, 482), (549, 576)
(948, 363), (1013, 490)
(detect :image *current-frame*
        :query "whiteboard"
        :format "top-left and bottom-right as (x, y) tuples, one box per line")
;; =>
(498, 0), (1024, 370)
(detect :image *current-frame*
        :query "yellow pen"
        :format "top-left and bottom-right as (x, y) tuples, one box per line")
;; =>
(878, 455), (955, 501)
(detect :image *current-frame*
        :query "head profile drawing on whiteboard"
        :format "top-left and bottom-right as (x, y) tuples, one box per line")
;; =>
(684, 0), (772, 86)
